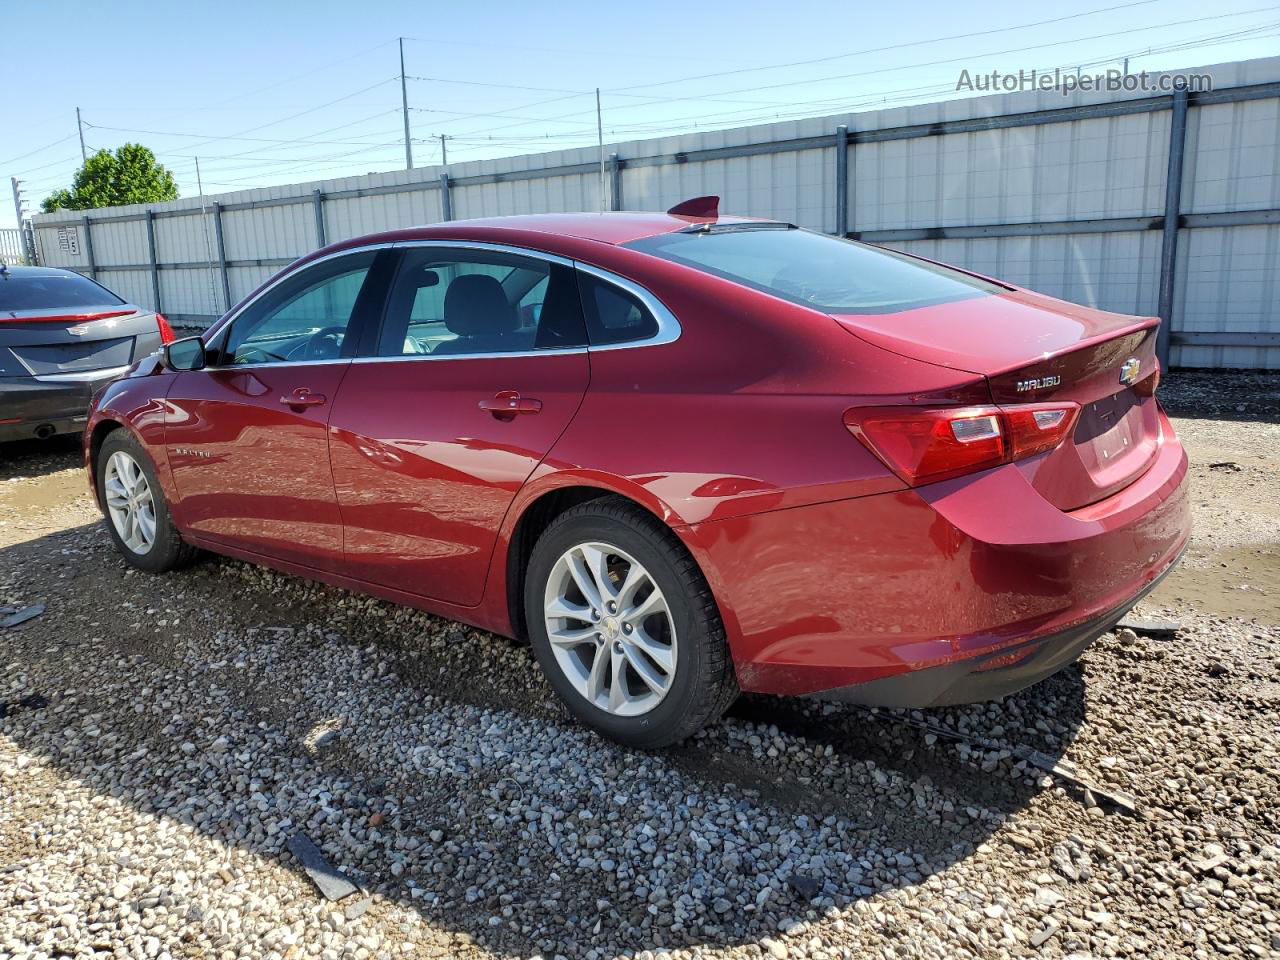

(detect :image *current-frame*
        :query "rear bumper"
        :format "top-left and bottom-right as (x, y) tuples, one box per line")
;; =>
(0, 367), (128, 441)
(818, 542), (1184, 707)
(680, 409), (1191, 700)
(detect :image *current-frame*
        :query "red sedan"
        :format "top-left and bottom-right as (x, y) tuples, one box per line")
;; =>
(84, 200), (1190, 747)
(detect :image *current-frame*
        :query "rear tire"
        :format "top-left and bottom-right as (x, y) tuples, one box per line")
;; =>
(525, 497), (738, 748)
(96, 430), (196, 574)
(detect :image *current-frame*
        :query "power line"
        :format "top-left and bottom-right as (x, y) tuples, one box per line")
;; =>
(0, 134), (76, 167)
(81, 122), (407, 149)
(199, 39), (398, 109)
(609, 0), (1166, 93)
(593, 20), (1280, 133)
(87, 78), (401, 157)
(464, 5), (1280, 137)
(399, 34), (741, 65)
(7, 154), (84, 177)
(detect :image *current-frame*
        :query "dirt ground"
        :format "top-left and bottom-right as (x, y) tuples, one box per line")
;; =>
(0, 370), (1277, 960)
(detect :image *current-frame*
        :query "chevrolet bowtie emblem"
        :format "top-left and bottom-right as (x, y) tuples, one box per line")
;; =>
(1119, 357), (1141, 386)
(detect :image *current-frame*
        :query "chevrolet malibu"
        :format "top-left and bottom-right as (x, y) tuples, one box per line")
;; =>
(84, 200), (1190, 747)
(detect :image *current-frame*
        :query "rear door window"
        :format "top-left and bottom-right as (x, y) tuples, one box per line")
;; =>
(625, 226), (1004, 314)
(373, 247), (587, 357)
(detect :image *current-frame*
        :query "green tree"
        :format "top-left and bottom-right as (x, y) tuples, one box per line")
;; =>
(41, 144), (178, 212)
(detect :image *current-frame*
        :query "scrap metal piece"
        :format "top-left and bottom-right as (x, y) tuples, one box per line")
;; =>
(1115, 616), (1181, 637)
(1, 604), (45, 628)
(880, 712), (1138, 813)
(286, 832), (358, 901)
(1014, 747), (1138, 813)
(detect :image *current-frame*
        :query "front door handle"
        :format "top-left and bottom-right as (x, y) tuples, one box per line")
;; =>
(479, 390), (542, 420)
(281, 387), (327, 409)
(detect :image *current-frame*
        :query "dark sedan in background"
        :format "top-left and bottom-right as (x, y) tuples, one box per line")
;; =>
(0, 264), (174, 443)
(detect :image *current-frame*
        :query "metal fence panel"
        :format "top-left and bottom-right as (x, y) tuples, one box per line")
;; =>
(0, 228), (24, 263)
(323, 184), (442, 242)
(892, 229), (1164, 316)
(1185, 98), (1280, 214)
(1176, 223), (1280, 369)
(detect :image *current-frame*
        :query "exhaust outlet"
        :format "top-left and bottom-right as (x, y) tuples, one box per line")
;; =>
(33, 424), (56, 440)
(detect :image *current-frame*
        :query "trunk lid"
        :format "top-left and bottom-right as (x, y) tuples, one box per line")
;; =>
(833, 289), (1162, 510)
(0, 307), (147, 377)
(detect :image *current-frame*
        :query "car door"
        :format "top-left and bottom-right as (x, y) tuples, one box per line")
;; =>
(327, 243), (590, 606)
(164, 248), (390, 572)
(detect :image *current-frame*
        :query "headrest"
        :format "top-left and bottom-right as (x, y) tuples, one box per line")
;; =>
(443, 274), (518, 337)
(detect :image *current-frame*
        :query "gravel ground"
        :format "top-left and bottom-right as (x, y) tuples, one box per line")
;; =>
(1, 371), (1277, 960)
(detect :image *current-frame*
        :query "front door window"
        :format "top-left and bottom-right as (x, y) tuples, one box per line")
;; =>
(221, 252), (376, 365)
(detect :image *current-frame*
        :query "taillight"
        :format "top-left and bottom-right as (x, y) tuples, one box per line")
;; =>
(844, 402), (1080, 486)
(155, 312), (176, 344)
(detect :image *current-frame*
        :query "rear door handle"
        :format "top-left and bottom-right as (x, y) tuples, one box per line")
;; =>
(281, 387), (327, 408)
(479, 391), (542, 419)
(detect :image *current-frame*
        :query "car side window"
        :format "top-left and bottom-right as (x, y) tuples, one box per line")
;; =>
(577, 273), (659, 346)
(220, 252), (376, 366)
(375, 248), (587, 357)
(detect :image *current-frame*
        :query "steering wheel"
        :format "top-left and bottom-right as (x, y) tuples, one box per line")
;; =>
(300, 326), (346, 361)
(234, 345), (286, 365)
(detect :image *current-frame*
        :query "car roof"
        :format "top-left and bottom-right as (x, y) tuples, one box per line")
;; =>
(0, 265), (86, 278)
(389, 211), (770, 246)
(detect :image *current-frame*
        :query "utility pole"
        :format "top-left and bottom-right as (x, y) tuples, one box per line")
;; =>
(399, 38), (413, 170)
(194, 157), (220, 315)
(439, 134), (448, 166)
(76, 107), (87, 161)
(10, 178), (31, 264)
(595, 88), (606, 212)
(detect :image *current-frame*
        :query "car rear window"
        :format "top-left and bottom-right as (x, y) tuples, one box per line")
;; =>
(625, 226), (1005, 314)
(0, 273), (125, 312)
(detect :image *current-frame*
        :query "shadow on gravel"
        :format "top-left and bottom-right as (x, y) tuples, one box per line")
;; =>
(1160, 369), (1280, 424)
(1, 519), (1087, 958)
(0, 434), (82, 480)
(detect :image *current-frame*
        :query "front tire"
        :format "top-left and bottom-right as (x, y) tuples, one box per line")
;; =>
(525, 497), (738, 748)
(96, 430), (195, 573)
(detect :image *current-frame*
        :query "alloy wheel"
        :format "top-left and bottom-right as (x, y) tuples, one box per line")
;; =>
(542, 541), (678, 717)
(104, 450), (157, 554)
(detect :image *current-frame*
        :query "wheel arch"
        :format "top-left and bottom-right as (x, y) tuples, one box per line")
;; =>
(87, 418), (128, 507)
(500, 475), (710, 645)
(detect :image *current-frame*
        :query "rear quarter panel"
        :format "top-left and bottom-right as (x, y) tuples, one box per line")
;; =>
(478, 252), (993, 637)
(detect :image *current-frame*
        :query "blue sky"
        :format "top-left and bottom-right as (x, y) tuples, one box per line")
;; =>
(4, 0), (1279, 228)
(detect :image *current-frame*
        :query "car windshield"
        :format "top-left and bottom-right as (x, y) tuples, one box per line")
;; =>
(625, 226), (1005, 314)
(0, 272), (125, 312)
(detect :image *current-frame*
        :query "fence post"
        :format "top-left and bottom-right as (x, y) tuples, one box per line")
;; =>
(81, 215), (97, 280)
(213, 201), (231, 314)
(834, 125), (849, 236)
(439, 173), (453, 221)
(1156, 89), (1188, 370)
(313, 189), (326, 247)
(144, 210), (162, 314)
(609, 153), (622, 212)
